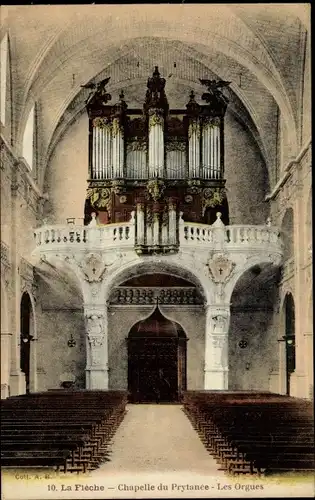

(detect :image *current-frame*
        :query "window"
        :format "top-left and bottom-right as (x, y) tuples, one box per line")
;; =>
(0, 33), (8, 125)
(22, 105), (35, 170)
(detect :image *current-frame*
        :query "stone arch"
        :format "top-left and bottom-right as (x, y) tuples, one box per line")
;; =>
(280, 292), (296, 395)
(21, 11), (296, 139)
(104, 256), (210, 305)
(33, 258), (86, 391)
(228, 262), (280, 391)
(20, 290), (36, 393)
(225, 256), (282, 305)
(280, 207), (294, 262)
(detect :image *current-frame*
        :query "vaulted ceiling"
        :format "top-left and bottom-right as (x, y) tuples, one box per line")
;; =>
(1, 4), (309, 187)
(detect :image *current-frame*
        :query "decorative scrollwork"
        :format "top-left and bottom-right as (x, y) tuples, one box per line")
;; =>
(202, 187), (226, 215)
(111, 179), (125, 195)
(146, 179), (165, 201)
(149, 112), (164, 131)
(92, 117), (112, 129)
(86, 187), (111, 212)
(188, 121), (201, 140)
(187, 179), (202, 195)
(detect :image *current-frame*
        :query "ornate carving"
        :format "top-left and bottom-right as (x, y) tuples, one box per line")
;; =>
(80, 253), (107, 282)
(199, 79), (231, 117)
(186, 90), (200, 117)
(148, 112), (164, 131)
(86, 314), (104, 336)
(111, 179), (126, 195)
(188, 120), (201, 140)
(112, 118), (123, 138)
(212, 315), (228, 334)
(82, 77), (112, 107)
(202, 116), (221, 127)
(207, 254), (235, 283)
(86, 187), (111, 212)
(126, 138), (147, 152)
(187, 179), (202, 194)
(144, 66), (168, 113)
(92, 117), (112, 129)
(1, 241), (11, 287)
(146, 179), (165, 201)
(202, 188), (226, 215)
(165, 139), (186, 153)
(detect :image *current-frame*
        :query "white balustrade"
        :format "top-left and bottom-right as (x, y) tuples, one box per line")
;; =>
(33, 220), (283, 258)
(180, 222), (282, 251)
(34, 222), (135, 252)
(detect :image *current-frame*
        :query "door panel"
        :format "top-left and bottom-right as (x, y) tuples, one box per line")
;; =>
(128, 338), (183, 403)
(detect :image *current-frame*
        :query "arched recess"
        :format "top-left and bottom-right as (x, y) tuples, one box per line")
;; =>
(228, 262), (280, 391)
(104, 257), (209, 305)
(106, 261), (207, 392)
(127, 304), (187, 403)
(34, 259), (85, 391)
(20, 291), (35, 394)
(281, 207), (294, 262)
(281, 292), (296, 396)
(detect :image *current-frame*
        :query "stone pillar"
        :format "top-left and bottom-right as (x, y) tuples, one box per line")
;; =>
(148, 109), (164, 178)
(202, 117), (221, 179)
(1, 332), (12, 398)
(304, 332), (313, 399)
(10, 178), (26, 396)
(188, 118), (200, 178)
(204, 305), (230, 389)
(85, 307), (109, 390)
(277, 337), (287, 394)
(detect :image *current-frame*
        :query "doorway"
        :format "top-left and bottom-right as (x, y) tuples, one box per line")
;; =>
(127, 305), (187, 403)
(284, 293), (296, 395)
(20, 292), (33, 393)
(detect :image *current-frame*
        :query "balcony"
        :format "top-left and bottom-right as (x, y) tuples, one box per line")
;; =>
(32, 218), (283, 260)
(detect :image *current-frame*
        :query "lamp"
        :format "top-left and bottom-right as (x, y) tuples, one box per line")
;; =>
(20, 333), (34, 344)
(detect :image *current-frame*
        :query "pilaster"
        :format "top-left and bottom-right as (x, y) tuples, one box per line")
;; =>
(204, 304), (230, 390)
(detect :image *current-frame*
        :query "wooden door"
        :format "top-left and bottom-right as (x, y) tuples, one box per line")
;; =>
(128, 338), (179, 403)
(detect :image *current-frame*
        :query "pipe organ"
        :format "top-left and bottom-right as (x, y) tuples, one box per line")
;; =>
(84, 67), (230, 252)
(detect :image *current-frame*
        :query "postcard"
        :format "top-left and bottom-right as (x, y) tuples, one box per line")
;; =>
(0, 3), (313, 500)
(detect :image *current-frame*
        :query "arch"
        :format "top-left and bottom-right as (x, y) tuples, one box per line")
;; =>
(20, 291), (35, 394)
(127, 304), (187, 403)
(21, 9), (297, 139)
(280, 292), (296, 396)
(104, 257), (210, 304)
(226, 257), (282, 306)
(280, 207), (294, 262)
